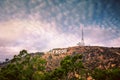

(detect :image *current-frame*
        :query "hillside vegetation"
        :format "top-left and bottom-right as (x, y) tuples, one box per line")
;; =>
(0, 46), (120, 80)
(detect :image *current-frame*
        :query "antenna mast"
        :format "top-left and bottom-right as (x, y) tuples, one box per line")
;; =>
(81, 27), (84, 46)
(77, 25), (85, 46)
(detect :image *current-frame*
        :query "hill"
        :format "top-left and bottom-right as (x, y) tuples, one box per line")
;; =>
(42, 46), (120, 71)
(0, 46), (120, 80)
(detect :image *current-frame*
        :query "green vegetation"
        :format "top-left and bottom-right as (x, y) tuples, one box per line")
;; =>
(0, 50), (120, 80)
(0, 50), (47, 80)
(44, 54), (85, 80)
(91, 68), (120, 80)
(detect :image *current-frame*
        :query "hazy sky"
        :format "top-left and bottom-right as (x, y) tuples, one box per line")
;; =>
(0, 0), (120, 61)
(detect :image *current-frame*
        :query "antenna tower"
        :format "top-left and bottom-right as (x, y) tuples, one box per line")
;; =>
(77, 26), (85, 46)
(81, 27), (84, 46)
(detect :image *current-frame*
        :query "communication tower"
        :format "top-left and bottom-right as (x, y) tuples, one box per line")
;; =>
(77, 27), (85, 46)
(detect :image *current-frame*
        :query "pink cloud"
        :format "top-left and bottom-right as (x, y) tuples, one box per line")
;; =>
(0, 19), (119, 61)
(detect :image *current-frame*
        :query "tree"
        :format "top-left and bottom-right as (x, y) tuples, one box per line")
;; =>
(91, 68), (120, 80)
(5, 58), (9, 62)
(43, 54), (85, 80)
(0, 50), (47, 80)
(59, 54), (85, 79)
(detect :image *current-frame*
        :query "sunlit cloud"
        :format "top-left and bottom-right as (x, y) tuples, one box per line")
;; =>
(0, 19), (119, 61)
(0, 0), (120, 61)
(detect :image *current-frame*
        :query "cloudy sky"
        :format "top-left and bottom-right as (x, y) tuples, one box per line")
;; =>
(0, 0), (120, 61)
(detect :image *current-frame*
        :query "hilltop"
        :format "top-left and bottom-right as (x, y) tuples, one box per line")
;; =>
(1, 46), (120, 70)
(42, 46), (120, 71)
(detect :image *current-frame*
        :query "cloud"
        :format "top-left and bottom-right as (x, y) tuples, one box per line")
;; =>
(0, 20), (25, 40)
(105, 37), (120, 47)
(0, 19), (79, 62)
(0, 18), (120, 61)
(0, 46), (20, 62)
(66, 24), (120, 47)
(0, 0), (120, 61)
